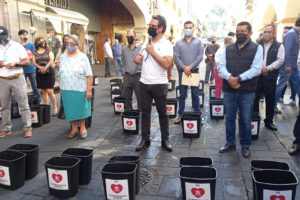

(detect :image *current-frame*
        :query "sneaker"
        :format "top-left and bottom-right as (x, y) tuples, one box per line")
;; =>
(274, 107), (282, 114)
(285, 99), (296, 106)
(174, 116), (182, 124)
(260, 98), (264, 102)
(278, 97), (284, 103)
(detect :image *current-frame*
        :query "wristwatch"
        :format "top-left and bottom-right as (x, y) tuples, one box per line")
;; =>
(237, 75), (242, 83)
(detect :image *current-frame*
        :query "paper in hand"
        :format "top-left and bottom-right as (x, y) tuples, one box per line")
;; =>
(181, 73), (200, 86)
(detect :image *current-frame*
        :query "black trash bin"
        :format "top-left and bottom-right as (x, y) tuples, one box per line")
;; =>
(166, 98), (177, 118)
(85, 115), (92, 128)
(93, 75), (99, 86)
(209, 85), (216, 99)
(180, 157), (213, 168)
(113, 96), (125, 114)
(39, 104), (51, 124)
(28, 94), (40, 107)
(91, 87), (95, 112)
(181, 112), (202, 138)
(11, 99), (20, 119)
(30, 106), (44, 127)
(199, 90), (204, 108)
(180, 166), (217, 200)
(108, 156), (141, 194)
(111, 89), (122, 104)
(110, 78), (122, 86)
(198, 80), (204, 92)
(61, 148), (93, 185)
(7, 144), (39, 180)
(45, 156), (80, 198)
(101, 163), (137, 200)
(111, 83), (122, 92)
(121, 110), (140, 134)
(251, 160), (290, 200)
(252, 169), (298, 200)
(209, 99), (224, 119)
(168, 79), (176, 91)
(0, 150), (26, 190)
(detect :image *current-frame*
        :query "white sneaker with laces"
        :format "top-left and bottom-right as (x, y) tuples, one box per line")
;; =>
(285, 99), (296, 106)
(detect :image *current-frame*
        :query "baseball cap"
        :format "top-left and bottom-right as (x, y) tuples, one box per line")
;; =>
(0, 26), (9, 40)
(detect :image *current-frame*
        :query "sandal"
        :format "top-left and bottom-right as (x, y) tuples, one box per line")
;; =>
(79, 131), (87, 139)
(68, 131), (78, 139)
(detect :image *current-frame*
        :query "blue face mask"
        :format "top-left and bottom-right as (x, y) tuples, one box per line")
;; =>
(184, 29), (193, 37)
(115, 41), (119, 45)
(67, 44), (76, 53)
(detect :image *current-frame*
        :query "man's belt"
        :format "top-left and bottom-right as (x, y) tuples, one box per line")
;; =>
(125, 72), (141, 76)
(0, 73), (23, 80)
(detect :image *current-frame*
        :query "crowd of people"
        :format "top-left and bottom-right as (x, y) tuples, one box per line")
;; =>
(0, 15), (299, 157)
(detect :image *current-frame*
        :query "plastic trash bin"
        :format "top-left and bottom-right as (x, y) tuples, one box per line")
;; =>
(198, 80), (204, 92)
(199, 90), (204, 108)
(113, 96), (125, 114)
(62, 148), (93, 185)
(0, 150), (26, 190)
(39, 104), (51, 124)
(180, 166), (217, 200)
(209, 85), (216, 99)
(238, 112), (261, 140)
(111, 89), (122, 104)
(166, 98), (177, 118)
(30, 106), (44, 127)
(209, 99), (224, 119)
(110, 78), (122, 86)
(111, 83), (122, 92)
(108, 156), (141, 194)
(7, 144), (39, 180)
(181, 112), (202, 138)
(28, 94), (40, 107)
(121, 110), (140, 134)
(180, 157), (213, 168)
(93, 75), (99, 86)
(44, 156), (80, 198)
(168, 79), (176, 91)
(101, 163), (137, 200)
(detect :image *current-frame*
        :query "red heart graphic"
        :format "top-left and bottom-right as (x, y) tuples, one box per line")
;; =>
(167, 106), (172, 111)
(126, 121), (133, 126)
(0, 170), (5, 178)
(116, 104), (122, 109)
(251, 124), (254, 129)
(31, 113), (34, 119)
(191, 188), (205, 198)
(270, 195), (285, 200)
(215, 107), (221, 112)
(111, 184), (123, 194)
(113, 87), (119, 90)
(187, 123), (194, 129)
(213, 90), (216, 94)
(52, 174), (63, 183)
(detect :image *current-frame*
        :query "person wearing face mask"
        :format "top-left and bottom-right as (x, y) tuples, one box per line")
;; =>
(218, 21), (263, 158)
(121, 30), (142, 110)
(58, 35), (93, 139)
(18, 29), (41, 101)
(174, 20), (204, 124)
(134, 15), (174, 152)
(205, 36), (220, 84)
(0, 26), (32, 138)
(112, 39), (124, 76)
(55, 34), (70, 68)
(32, 37), (57, 116)
(252, 24), (285, 131)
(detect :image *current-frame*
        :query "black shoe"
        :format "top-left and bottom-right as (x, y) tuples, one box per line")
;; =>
(135, 139), (150, 151)
(174, 116), (182, 125)
(274, 107), (282, 114)
(242, 147), (251, 158)
(265, 122), (278, 131)
(104, 74), (108, 77)
(162, 139), (173, 152)
(219, 143), (236, 153)
(289, 144), (300, 155)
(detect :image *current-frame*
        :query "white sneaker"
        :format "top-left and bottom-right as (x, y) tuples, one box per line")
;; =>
(285, 99), (296, 106)
(278, 97), (284, 103)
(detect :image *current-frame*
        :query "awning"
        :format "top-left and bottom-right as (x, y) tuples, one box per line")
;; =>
(31, 7), (89, 26)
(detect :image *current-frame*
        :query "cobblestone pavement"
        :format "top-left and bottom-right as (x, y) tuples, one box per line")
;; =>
(0, 63), (299, 200)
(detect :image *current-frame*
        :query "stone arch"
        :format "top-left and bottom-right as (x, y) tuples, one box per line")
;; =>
(284, 0), (300, 19)
(262, 4), (277, 26)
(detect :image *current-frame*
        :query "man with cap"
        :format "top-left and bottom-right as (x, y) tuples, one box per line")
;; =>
(0, 26), (32, 138)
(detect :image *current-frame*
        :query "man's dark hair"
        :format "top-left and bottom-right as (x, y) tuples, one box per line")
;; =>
(18, 29), (28, 35)
(228, 31), (235, 36)
(237, 21), (252, 32)
(184, 21), (194, 27)
(284, 26), (292, 30)
(264, 24), (275, 31)
(152, 15), (167, 34)
(295, 17), (300, 27)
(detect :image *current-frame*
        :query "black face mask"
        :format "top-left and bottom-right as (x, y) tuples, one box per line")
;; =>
(38, 42), (46, 48)
(236, 33), (248, 44)
(21, 36), (28, 41)
(127, 36), (134, 44)
(0, 39), (9, 46)
(148, 27), (158, 38)
(212, 41), (216, 44)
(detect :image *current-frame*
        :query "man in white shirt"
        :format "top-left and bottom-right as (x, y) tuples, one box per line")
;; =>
(103, 37), (113, 77)
(135, 15), (174, 152)
(0, 26), (32, 138)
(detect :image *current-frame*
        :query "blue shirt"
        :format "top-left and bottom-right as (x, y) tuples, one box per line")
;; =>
(112, 44), (122, 57)
(22, 43), (36, 74)
(218, 44), (263, 81)
(284, 27), (299, 69)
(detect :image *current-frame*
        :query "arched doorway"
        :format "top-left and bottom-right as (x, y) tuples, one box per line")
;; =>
(262, 4), (277, 27)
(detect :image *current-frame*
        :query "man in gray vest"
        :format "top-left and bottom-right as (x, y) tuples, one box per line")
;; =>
(218, 22), (263, 158)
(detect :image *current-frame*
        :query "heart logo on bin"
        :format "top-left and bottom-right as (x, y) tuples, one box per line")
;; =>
(215, 107), (221, 112)
(167, 106), (172, 111)
(31, 113), (34, 119)
(187, 123), (194, 129)
(251, 124), (254, 129)
(0, 170), (5, 178)
(117, 104), (122, 109)
(270, 195), (285, 200)
(126, 121), (133, 126)
(191, 187), (205, 198)
(111, 184), (123, 194)
(52, 173), (63, 183)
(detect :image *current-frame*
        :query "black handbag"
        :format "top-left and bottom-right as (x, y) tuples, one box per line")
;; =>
(57, 96), (65, 119)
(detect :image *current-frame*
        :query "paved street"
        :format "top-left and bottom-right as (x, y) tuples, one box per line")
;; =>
(0, 63), (299, 200)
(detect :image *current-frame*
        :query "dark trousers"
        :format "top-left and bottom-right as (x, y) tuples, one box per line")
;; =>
(140, 82), (169, 141)
(105, 57), (112, 76)
(205, 62), (215, 82)
(293, 101), (300, 145)
(253, 77), (277, 124)
(123, 73), (141, 111)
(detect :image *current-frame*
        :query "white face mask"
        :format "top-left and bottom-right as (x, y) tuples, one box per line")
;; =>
(262, 33), (272, 42)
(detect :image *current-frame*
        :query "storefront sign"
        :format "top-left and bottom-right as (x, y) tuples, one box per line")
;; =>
(45, 0), (69, 9)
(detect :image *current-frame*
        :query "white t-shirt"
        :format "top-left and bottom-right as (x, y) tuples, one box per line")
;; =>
(0, 40), (28, 77)
(140, 37), (173, 84)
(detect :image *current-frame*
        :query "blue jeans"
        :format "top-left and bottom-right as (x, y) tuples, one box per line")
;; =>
(114, 57), (124, 75)
(224, 92), (255, 147)
(25, 73), (41, 98)
(275, 67), (291, 106)
(290, 67), (299, 100)
(177, 70), (200, 116)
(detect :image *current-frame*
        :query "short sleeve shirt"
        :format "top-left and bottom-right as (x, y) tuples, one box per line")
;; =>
(58, 52), (93, 92)
(0, 40), (28, 77)
(23, 42), (36, 74)
(140, 37), (173, 84)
